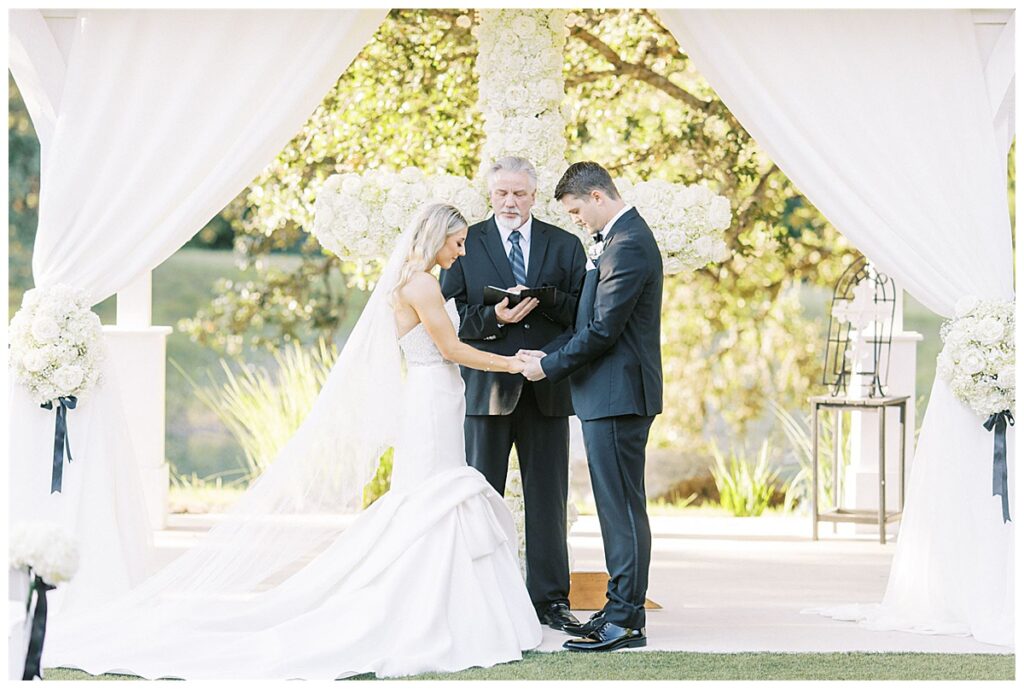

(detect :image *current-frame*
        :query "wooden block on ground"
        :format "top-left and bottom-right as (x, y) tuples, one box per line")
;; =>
(569, 571), (661, 611)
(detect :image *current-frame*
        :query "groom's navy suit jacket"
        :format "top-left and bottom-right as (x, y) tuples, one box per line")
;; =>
(541, 207), (663, 421)
(440, 215), (588, 417)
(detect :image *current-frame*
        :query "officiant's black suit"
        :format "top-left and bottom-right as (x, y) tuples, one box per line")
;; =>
(440, 215), (587, 615)
(541, 207), (663, 630)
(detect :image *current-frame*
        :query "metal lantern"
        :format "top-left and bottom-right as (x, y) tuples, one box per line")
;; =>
(822, 257), (896, 397)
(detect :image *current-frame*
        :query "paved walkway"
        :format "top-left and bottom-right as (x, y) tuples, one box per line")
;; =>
(157, 512), (1011, 656)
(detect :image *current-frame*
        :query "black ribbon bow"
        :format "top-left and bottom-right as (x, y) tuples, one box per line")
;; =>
(22, 573), (56, 680)
(40, 395), (77, 494)
(983, 410), (1014, 523)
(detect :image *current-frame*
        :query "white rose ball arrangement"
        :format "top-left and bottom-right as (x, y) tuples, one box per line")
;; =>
(616, 177), (732, 274)
(311, 169), (490, 264)
(9, 284), (103, 405)
(9, 521), (79, 587)
(937, 297), (1014, 417)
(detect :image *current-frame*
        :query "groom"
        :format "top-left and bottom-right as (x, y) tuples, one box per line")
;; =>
(439, 156), (588, 633)
(520, 161), (663, 652)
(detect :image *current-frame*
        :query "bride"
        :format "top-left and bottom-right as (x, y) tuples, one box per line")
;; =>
(44, 203), (543, 680)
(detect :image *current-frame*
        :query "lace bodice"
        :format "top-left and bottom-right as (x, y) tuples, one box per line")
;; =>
(399, 298), (460, 367)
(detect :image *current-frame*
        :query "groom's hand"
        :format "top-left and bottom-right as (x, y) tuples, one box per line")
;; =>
(520, 354), (547, 381)
(516, 349), (545, 360)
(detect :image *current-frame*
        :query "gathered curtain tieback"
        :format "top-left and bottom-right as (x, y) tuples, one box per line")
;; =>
(983, 410), (1014, 523)
(22, 573), (56, 680)
(40, 395), (77, 494)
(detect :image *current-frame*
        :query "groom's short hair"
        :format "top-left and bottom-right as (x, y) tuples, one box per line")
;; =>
(554, 162), (621, 201)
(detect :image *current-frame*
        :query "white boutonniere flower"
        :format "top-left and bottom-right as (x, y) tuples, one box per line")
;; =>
(588, 240), (605, 261)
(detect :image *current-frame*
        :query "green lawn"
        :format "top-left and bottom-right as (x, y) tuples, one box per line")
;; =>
(43, 651), (1014, 681)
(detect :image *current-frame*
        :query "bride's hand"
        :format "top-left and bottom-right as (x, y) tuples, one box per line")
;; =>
(506, 356), (526, 374)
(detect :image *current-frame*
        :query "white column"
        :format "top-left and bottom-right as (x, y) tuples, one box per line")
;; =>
(845, 289), (922, 538)
(105, 271), (171, 530)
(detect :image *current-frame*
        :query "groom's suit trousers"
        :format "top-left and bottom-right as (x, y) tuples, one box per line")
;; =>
(580, 414), (654, 629)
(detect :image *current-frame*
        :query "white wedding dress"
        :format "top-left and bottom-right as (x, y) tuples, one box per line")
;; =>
(44, 298), (542, 679)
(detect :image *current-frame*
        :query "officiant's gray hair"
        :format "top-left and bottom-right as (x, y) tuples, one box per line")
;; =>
(486, 156), (538, 191)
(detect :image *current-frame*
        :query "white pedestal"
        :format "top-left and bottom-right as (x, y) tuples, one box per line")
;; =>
(845, 330), (923, 537)
(101, 325), (172, 530)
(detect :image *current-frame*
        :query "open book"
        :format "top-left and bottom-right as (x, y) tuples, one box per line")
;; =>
(482, 285), (557, 308)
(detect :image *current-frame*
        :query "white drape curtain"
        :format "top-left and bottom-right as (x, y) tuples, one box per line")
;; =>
(8, 8), (387, 613)
(662, 9), (1014, 646)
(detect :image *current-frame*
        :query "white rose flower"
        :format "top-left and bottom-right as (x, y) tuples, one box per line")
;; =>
(53, 364), (85, 393)
(954, 295), (981, 318)
(381, 203), (404, 228)
(712, 239), (731, 262)
(709, 195), (732, 230)
(322, 175), (344, 193)
(997, 366), (1016, 389)
(974, 317), (1005, 345)
(22, 350), (48, 373)
(663, 256), (684, 275)
(960, 349), (986, 375)
(339, 175), (363, 195)
(10, 522), (79, 586)
(936, 350), (955, 382)
(399, 167), (425, 183)
(694, 235), (715, 257)
(31, 315), (61, 343)
(511, 15), (537, 37)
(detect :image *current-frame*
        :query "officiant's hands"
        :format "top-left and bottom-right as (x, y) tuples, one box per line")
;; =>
(516, 349), (547, 381)
(495, 286), (539, 324)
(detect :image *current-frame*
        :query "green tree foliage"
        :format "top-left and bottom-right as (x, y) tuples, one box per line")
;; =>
(9, 74), (39, 311)
(184, 9), (858, 451)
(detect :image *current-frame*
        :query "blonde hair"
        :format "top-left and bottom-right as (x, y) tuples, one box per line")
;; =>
(391, 203), (467, 304)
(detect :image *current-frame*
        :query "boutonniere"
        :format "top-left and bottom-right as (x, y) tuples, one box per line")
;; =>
(588, 236), (605, 261)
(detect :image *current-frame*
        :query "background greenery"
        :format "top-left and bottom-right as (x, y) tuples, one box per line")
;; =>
(9, 9), (1011, 495)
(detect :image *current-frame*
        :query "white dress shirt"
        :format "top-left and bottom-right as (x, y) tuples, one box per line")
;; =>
(497, 215), (532, 280)
(601, 204), (633, 238)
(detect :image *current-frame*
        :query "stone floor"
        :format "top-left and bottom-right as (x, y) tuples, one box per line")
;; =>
(156, 511), (1011, 656)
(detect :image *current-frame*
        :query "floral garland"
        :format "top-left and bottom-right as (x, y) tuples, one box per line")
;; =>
(616, 178), (731, 274)
(9, 285), (103, 405)
(309, 10), (732, 276)
(475, 9), (574, 232)
(311, 168), (489, 270)
(936, 296), (1014, 417)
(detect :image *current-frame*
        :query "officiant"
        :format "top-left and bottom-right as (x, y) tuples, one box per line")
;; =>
(440, 156), (588, 632)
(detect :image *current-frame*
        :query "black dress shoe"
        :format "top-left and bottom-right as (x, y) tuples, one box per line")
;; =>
(562, 609), (606, 637)
(538, 602), (582, 633)
(563, 621), (646, 652)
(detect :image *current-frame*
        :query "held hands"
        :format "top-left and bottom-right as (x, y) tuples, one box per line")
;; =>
(516, 349), (547, 381)
(495, 286), (539, 325)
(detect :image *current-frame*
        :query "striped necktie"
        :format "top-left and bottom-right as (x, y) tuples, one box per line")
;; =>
(508, 230), (527, 286)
